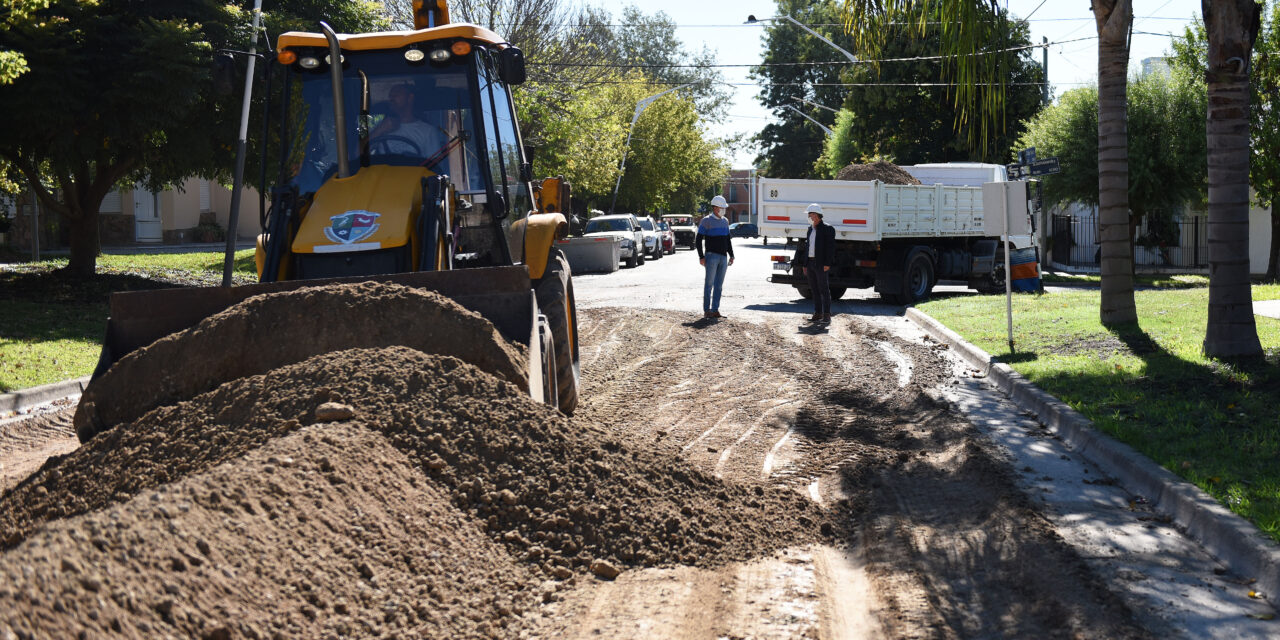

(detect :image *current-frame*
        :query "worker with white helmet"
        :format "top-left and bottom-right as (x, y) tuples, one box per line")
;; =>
(696, 194), (735, 318)
(797, 203), (835, 323)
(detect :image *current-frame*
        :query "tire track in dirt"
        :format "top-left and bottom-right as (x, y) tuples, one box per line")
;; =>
(571, 307), (1150, 639)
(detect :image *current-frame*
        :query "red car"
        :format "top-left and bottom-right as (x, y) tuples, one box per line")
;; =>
(658, 221), (676, 254)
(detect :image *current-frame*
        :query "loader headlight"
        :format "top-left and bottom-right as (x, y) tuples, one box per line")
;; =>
(299, 55), (321, 69)
(404, 46), (426, 63)
(428, 48), (451, 63)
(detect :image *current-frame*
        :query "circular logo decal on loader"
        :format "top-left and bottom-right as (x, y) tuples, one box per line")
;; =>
(324, 210), (381, 244)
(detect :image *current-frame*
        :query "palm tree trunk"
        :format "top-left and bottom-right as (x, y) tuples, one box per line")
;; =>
(1094, 0), (1136, 324)
(1203, 0), (1263, 359)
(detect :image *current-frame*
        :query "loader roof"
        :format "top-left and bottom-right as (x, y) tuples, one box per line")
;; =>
(277, 23), (507, 54)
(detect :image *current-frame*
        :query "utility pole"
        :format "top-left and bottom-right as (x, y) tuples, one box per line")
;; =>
(1042, 37), (1050, 106)
(222, 0), (264, 286)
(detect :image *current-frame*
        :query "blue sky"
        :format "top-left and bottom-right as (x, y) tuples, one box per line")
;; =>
(586, 1), (1204, 167)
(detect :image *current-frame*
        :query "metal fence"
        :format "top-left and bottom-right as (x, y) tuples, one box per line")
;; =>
(1050, 214), (1210, 269)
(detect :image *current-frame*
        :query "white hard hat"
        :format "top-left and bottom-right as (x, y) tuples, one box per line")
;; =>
(805, 203), (823, 216)
(710, 195), (728, 208)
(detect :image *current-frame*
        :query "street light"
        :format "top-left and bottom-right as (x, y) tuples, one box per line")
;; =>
(745, 14), (858, 63)
(609, 83), (696, 214)
(784, 104), (833, 135)
(793, 96), (839, 114)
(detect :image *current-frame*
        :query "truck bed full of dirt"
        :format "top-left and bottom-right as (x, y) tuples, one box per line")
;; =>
(835, 161), (922, 185)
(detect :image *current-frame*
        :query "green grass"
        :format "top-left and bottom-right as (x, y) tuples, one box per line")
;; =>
(919, 284), (1280, 542)
(0, 250), (256, 392)
(0, 300), (105, 391)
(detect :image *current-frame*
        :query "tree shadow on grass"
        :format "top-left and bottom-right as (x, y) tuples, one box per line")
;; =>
(0, 269), (172, 305)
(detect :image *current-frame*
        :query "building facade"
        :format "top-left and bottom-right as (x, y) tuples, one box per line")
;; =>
(1, 179), (261, 253)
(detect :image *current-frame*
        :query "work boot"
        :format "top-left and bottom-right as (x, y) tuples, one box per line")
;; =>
(704, 310), (712, 318)
(820, 314), (832, 323)
(712, 311), (723, 318)
(806, 314), (821, 322)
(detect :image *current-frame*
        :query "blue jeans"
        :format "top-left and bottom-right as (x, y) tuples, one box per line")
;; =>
(703, 252), (728, 312)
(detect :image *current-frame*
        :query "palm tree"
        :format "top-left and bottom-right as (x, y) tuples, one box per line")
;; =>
(1203, 0), (1264, 358)
(840, 0), (1137, 325)
(1093, 0), (1138, 324)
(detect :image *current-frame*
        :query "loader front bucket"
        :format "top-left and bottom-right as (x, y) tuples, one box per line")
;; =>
(77, 266), (548, 442)
(96, 266), (536, 375)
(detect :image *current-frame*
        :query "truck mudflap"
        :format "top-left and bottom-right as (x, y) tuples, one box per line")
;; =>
(95, 266), (537, 378)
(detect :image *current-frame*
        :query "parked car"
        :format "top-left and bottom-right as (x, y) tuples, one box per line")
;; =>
(657, 221), (676, 254)
(728, 222), (759, 239)
(635, 216), (663, 260)
(584, 213), (646, 268)
(662, 214), (697, 249)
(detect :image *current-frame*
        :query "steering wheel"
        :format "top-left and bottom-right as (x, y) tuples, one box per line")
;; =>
(369, 134), (423, 157)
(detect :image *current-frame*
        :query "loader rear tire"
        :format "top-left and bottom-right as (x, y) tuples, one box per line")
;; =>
(535, 249), (580, 415)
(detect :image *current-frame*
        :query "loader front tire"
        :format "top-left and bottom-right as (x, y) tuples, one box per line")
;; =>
(535, 249), (580, 415)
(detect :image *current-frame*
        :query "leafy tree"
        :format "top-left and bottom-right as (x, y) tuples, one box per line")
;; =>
(1017, 69), (1207, 242)
(814, 4), (1044, 175)
(0, 0), (384, 277)
(753, 0), (862, 178)
(611, 81), (728, 213)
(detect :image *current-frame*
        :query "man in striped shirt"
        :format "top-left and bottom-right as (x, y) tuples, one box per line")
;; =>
(696, 195), (735, 318)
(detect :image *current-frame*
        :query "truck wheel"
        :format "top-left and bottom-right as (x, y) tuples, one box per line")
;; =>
(829, 287), (846, 301)
(903, 250), (936, 302)
(796, 285), (813, 300)
(535, 249), (580, 415)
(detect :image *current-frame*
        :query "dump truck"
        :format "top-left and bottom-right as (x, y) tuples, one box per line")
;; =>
(75, 1), (579, 442)
(760, 173), (1038, 304)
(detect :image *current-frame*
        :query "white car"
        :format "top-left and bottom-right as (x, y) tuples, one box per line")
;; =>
(635, 216), (663, 261)
(662, 214), (697, 249)
(583, 214), (646, 268)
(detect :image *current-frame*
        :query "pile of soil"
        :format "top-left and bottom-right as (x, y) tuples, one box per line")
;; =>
(835, 161), (922, 185)
(3, 345), (827, 638)
(74, 281), (528, 440)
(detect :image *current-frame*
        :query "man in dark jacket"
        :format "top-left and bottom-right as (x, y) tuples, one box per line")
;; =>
(796, 203), (835, 323)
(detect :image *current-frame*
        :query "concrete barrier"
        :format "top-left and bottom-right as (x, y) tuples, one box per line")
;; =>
(557, 236), (622, 274)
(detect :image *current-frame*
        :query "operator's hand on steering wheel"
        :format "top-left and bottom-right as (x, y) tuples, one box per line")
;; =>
(369, 134), (423, 156)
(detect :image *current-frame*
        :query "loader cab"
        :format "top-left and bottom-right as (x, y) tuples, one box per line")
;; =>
(269, 30), (533, 280)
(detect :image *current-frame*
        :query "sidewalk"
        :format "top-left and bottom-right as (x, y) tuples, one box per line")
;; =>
(905, 306), (1280, 612)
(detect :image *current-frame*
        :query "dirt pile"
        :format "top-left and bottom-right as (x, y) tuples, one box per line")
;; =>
(74, 281), (528, 441)
(3, 346), (827, 637)
(2, 423), (543, 639)
(835, 161), (922, 185)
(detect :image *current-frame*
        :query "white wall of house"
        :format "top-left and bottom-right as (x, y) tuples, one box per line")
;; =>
(1250, 205), (1272, 275)
(115, 179), (260, 242)
(1050, 201), (1273, 275)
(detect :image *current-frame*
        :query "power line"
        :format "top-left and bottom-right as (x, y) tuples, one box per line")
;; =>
(525, 79), (1077, 88)
(529, 35), (1097, 69)
(475, 16), (1194, 29)
(1023, 0), (1050, 22)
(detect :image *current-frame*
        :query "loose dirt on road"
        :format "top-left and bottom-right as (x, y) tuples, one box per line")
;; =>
(1, 289), (1150, 637)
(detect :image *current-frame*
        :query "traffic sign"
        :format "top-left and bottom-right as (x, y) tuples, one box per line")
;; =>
(1006, 163), (1029, 179)
(1028, 157), (1060, 176)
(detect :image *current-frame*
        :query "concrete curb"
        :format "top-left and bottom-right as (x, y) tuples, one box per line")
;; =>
(904, 307), (1280, 609)
(0, 376), (90, 415)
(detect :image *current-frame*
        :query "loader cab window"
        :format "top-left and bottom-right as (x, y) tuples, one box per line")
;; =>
(477, 49), (532, 222)
(282, 52), (485, 197)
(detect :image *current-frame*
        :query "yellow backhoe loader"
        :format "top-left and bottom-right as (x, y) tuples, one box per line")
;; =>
(75, 1), (579, 442)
